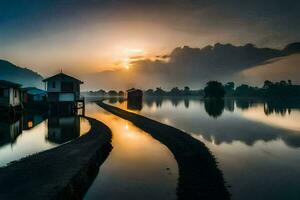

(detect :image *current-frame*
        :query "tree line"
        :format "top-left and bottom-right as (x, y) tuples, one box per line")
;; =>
(83, 80), (300, 99)
(143, 80), (300, 99)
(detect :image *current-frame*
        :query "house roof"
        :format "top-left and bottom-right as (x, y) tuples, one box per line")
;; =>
(0, 80), (21, 88)
(127, 88), (136, 92)
(127, 88), (142, 92)
(21, 87), (47, 95)
(42, 73), (83, 84)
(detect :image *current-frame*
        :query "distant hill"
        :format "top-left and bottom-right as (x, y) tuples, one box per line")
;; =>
(83, 42), (300, 90)
(0, 59), (44, 88)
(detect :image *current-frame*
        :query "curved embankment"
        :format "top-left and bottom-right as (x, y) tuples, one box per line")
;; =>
(0, 117), (112, 200)
(98, 101), (230, 200)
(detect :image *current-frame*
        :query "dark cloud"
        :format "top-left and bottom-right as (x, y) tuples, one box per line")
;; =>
(82, 42), (300, 90)
(1, 0), (300, 47)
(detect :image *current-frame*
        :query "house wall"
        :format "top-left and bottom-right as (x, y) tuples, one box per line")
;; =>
(0, 88), (20, 107)
(47, 80), (80, 93)
(47, 80), (61, 93)
(9, 88), (21, 107)
(59, 93), (75, 102)
(46, 79), (81, 102)
(0, 89), (9, 107)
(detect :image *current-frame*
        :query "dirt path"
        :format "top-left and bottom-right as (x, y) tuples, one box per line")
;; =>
(98, 101), (230, 200)
(0, 117), (112, 200)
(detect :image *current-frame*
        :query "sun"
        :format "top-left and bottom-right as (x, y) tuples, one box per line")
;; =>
(117, 47), (146, 70)
(123, 58), (130, 70)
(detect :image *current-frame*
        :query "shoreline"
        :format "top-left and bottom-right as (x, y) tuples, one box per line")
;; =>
(0, 116), (112, 199)
(97, 101), (230, 200)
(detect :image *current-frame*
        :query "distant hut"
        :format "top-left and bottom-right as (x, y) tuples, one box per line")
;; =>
(43, 73), (84, 115)
(127, 88), (143, 110)
(0, 80), (22, 112)
(127, 88), (143, 102)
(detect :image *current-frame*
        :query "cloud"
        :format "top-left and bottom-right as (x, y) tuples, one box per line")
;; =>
(82, 42), (300, 90)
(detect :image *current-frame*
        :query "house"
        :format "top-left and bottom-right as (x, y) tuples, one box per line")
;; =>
(42, 73), (84, 114)
(0, 80), (22, 111)
(127, 88), (143, 110)
(21, 87), (47, 107)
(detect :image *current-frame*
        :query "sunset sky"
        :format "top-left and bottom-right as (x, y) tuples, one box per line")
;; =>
(1, 0), (300, 80)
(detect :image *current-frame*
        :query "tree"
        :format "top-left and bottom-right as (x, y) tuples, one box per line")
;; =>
(224, 82), (234, 91)
(118, 91), (125, 96)
(263, 80), (273, 89)
(108, 90), (118, 96)
(145, 89), (154, 96)
(224, 82), (235, 96)
(279, 80), (287, 86)
(170, 87), (181, 95)
(183, 86), (191, 95)
(154, 87), (166, 96)
(204, 81), (225, 98)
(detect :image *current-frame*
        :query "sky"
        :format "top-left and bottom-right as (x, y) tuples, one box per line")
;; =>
(0, 0), (300, 89)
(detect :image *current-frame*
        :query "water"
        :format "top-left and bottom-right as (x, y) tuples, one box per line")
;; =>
(85, 103), (178, 200)
(0, 111), (90, 167)
(108, 97), (300, 200)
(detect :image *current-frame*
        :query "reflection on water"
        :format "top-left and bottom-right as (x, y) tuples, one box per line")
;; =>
(47, 116), (90, 144)
(85, 103), (178, 200)
(109, 97), (300, 200)
(0, 111), (90, 167)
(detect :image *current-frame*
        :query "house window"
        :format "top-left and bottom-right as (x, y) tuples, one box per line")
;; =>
(61, 82), (74, 92)
(52, 81), (56, 88)
(0, 88), (4, 97)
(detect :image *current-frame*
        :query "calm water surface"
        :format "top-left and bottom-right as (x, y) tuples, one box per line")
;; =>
(109, 97), (300, 200)
(0, 112), (90, 167)
(85, 103), (178, 200)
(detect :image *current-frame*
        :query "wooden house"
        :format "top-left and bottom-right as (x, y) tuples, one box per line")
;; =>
(0, 80), (22, 111)
(127, 88), (143, 102)
(43, 73), (84, 114)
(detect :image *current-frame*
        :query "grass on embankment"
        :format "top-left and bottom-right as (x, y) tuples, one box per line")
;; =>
(98, 101), (230, 200)
(0, 117), (112, 200)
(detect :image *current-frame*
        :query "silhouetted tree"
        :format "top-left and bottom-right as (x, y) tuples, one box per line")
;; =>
(98, 89), (107, 96)
(204, 81), (225, 98)
(183, 86), (191, 95)
(108, 90), (118, 96)
(145, 89), (154, 96)
(263, 80), (273, 89)
(224, 82), (235, 96)
(118, 91), (125, 96)
(154, 87), (166, 96)
(170, 87), (181, 96)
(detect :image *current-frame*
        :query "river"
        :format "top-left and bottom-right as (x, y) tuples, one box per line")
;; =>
(105, 97), (300, 200)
